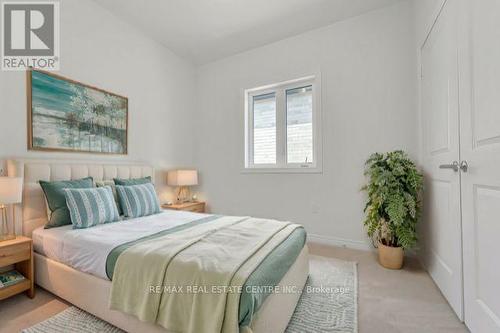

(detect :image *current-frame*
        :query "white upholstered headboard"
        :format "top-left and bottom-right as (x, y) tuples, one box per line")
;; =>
(7, 159), (154, 237)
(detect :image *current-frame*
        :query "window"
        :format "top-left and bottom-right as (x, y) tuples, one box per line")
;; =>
(245, 76), (321, 172)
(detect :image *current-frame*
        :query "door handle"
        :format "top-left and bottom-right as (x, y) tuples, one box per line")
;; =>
(439, 161), (459, 172)
(460, 160), (468, 172)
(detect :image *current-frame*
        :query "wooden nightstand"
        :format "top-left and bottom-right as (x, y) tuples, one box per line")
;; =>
(162, 201), (206, 213)
(0, 236), (34, 301)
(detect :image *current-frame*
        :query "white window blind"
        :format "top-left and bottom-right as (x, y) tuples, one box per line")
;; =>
(286, 86), (313, 164)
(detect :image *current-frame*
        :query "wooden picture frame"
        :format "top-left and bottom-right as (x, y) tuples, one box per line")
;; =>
(27, 68), (128, 155)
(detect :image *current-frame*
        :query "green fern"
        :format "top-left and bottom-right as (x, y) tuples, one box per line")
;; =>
(362, 150), (423, 249)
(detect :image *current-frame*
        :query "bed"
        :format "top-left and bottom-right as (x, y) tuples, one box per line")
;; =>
(7, 159), (309, 333)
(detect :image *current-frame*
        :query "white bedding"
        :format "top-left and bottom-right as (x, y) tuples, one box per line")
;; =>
(32, 210), (208, 280)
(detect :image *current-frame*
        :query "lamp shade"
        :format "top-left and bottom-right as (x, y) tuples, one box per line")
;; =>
(167, 170), (198, 186)
(0, 177), (23, 204)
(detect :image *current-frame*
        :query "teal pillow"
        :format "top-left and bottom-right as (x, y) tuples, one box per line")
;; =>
(39, 177), (94, 228)
(64, 186), (120, 229)
(111, 177), (151, 214)
(113, 176), (152, 186)
(116, 183), (161, 218)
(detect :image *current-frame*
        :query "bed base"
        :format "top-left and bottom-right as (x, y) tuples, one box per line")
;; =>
(34, 246), (309, 333)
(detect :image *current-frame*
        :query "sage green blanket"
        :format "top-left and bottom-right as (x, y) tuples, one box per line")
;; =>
(108, 215), (304, 333)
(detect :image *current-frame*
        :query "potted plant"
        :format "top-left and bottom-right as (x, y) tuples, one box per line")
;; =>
(362, 151), (423, 269)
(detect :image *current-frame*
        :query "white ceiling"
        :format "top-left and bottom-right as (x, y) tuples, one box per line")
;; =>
(94, 0), (403, 65)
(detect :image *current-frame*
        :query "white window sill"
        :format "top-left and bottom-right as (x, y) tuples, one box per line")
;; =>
(241, 167), (323, 174)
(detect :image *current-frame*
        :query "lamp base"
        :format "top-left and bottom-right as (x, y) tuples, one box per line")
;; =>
(175, 186), (192, 204)
(0, 205), (15, 242)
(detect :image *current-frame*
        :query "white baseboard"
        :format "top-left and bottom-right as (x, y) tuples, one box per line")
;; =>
(307, 233), (372, 251)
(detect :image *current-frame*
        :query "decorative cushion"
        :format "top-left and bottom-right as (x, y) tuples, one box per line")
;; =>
(113, 176), (152, 186)
(39, 177), (94, 229)
(95, 180), (122, 215)
(116, 183), (161, 218)
(64, 186), (120, 229)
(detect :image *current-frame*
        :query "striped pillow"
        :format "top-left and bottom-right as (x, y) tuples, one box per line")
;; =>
(64, 186), (121, 229)
(116, 183), (161, 218)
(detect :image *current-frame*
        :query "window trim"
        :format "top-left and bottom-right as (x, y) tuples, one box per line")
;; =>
(244, 75), (322, 174)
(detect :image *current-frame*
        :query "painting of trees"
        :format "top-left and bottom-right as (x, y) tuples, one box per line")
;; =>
(29, 70), (128, 154)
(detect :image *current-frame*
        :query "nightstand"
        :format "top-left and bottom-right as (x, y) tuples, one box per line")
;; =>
(162, 201), (206, 213)
(0, 236), (34, 300)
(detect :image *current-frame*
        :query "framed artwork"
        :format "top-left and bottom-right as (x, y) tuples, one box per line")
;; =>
(27, 69), (128, 154)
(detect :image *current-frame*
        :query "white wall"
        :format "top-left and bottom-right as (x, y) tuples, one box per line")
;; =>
(0, 0), (419, 249)
(414, 0), (447, 48)
(0, 0), (197, 201)
(195, 1), (418, 249)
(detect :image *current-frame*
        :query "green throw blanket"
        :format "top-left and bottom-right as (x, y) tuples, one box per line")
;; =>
(108, 215), (304, 333)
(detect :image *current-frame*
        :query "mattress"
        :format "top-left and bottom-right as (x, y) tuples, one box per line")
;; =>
(32, 210), (206, 279)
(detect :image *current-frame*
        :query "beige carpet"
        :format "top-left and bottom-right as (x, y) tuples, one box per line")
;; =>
(309, 244), (468, 333)
(0, 244), (468, 333)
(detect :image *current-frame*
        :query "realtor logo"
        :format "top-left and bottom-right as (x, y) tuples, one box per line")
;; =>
(1, 1), (59, 70)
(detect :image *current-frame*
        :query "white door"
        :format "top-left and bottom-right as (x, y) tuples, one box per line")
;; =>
(458, 0), (500, 331)
(420, 0), (464, 320)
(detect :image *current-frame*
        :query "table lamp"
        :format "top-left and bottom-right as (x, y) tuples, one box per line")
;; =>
(167, 170), (198, 203)
(0, 177), (23, 241)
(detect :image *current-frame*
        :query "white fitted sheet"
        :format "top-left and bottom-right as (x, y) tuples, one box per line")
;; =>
(32, 210), (208, 280)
